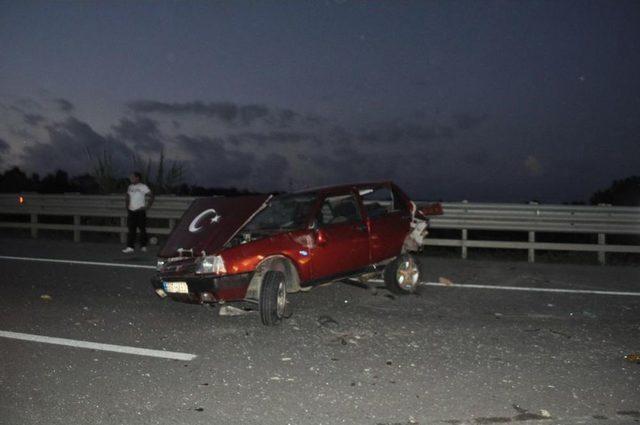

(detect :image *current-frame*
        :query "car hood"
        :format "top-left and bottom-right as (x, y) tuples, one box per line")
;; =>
(159, 194), (271, 258)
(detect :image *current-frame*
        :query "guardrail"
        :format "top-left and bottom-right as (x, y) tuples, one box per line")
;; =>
(1, 194), (639, 265)
(426, 201), (640, 264)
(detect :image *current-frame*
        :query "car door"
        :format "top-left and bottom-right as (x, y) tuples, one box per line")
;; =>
(362, 185), (412, 263)
(309, 192), (370, 280)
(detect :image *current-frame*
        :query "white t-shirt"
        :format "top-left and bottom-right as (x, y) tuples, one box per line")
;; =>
(127, 183), (151, 211)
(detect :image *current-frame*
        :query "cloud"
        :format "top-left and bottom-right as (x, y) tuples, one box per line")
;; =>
(55, 98), (74, 113)
(175, 135), (255, 183)
(0, 137), (8, 166)
(112, 116), (163, 152)
(23, 113), (45, 127)
(453, 113), (488, 131)
(22, 117), (133, 176)
(359, 122), (454, 145)
(127, 100), (307, 128)
(227, 131), (312, 146)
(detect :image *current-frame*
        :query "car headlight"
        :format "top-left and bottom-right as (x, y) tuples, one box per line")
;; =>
(156, 259), (165, 271)
(195, 255), (226, 275)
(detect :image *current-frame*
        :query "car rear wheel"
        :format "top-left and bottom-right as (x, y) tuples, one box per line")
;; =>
(384, 253), (420, 294)
(259, 271), (287, 326)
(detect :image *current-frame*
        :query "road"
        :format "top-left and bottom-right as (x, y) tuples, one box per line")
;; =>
(0, 237), (639, 425)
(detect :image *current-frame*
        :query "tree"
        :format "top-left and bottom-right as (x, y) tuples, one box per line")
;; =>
(0, 167), (32, 192)
(131, 148), (185, 194)
(590, 176), (640, 206)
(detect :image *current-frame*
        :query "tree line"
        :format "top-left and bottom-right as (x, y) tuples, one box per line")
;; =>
(0, 166), (257, 197)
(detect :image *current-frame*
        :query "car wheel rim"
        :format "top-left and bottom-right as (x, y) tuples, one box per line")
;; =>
(396, 256), (419, 290)
(276, 280), (286, 318)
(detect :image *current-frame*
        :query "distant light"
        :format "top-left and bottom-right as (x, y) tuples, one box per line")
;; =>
(18, 195), (25, 205)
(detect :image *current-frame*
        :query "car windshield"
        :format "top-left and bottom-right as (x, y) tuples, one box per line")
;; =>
(245, 193), (317, 232)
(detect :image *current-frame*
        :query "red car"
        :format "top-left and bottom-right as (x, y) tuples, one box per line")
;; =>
(152, 182), (442, 325)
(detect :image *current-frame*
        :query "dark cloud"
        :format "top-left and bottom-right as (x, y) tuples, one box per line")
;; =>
(129, 100), (239, 123)
(462, 150), (490, 166)
(360, 122), (454, 145)
(0, 137), (8, 166)
(239, 105), (269, 126)
(175, 135), (255, 182)
(228, 131), (311, 146)
(253, 153), (290, 190)
(453, 113), (488, 131)
(127, 100), (306, 128)
(112, 116), (163, 152)
(55, 98), (74, 113)
(22, 117), (132, 176)
(23, 113), (45, 127)
(174, 134), (293, 191)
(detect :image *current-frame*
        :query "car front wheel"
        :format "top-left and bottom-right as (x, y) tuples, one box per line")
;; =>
(259, 271), (287, 326)
(384, 253), (420, 294)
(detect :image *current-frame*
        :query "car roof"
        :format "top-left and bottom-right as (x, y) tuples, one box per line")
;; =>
(289, 181), (395, 197)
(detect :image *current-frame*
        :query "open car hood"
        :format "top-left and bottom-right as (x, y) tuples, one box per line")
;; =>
(159, 194), (271, 258)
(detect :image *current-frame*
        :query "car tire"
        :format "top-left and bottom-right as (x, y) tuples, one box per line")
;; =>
(384, 253), (420, 294)
(259, 271), (287, 326)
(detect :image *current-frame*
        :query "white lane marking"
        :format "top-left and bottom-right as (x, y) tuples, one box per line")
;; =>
(368, 279), (640, 297)
(0, 330), (197, 361)
(3, 256), (638, 297)
(0, 255), (155, 270)
(419, 281), (640, 297)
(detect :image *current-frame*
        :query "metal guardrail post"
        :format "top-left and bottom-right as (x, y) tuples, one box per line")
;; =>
(461, 229), (468, 259)
(461, 200), (468, 259)
(30, 213), (38, 239)
(598, 233), (606, 265)
(528, 231), (535, 263)
(73, 215), (81, 242)
(120, 216), (127, 244)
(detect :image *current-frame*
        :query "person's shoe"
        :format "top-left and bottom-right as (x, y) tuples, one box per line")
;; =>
(122, 247), (134, 253)
(141, 246), (147, 252)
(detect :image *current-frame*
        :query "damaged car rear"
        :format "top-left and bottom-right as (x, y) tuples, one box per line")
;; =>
(152, 181), (442, 325)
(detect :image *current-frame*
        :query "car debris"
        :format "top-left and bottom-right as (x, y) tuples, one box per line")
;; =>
(151, 181), (442, 325)
(624, 353), (640, 363)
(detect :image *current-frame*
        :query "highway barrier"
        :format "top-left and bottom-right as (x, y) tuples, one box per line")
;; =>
(1, 194), (639, 265)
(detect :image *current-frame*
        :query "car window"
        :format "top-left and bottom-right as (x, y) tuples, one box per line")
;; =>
(317, 194), (362, 227)
(361, 187), (394, 218)
(246, 193), (316, 231)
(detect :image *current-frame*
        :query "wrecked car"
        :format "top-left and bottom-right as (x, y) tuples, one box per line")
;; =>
(152, 182), (442, 325)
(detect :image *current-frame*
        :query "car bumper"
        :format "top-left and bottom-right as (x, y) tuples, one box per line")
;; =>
(151, 272), (253, 304)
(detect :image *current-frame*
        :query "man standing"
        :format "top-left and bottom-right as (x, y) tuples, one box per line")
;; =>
(122, 172), (154, 253)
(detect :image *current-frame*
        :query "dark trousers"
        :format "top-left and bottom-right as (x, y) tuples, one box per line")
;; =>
(127, 209), (147, 248)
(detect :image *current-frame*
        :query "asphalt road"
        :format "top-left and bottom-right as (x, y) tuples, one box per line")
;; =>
(0, 237), (639, 425)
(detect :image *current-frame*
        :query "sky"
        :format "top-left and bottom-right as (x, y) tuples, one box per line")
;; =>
(0, 0), (639, 202)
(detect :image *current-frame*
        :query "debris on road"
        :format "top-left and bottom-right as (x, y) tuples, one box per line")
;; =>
(317, 315), (339, 329)
(624, 353), (640, 363)
(438, 276), (454, 286)
(40, 294), (52, 301)
(219, 305), (253, 316)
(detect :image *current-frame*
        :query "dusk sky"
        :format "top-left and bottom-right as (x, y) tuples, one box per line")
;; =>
(1, 1), (639, 202)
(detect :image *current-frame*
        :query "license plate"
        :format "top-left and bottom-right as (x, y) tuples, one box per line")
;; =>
(163, 281), (189, 294)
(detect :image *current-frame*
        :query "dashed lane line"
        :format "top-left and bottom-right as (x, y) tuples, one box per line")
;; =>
(0, 255), (155, 270)
(369, 279), (640, 297)
(0, 330), (197, 361)
(3, 255), (639, 297)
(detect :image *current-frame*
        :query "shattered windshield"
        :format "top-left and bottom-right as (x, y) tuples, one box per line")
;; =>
(245, 193), (317, 232)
